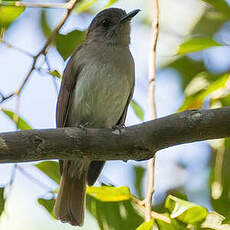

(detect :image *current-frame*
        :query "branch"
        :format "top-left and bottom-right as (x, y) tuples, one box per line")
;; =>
(15, 0), (79, 96)
(0, 40), (34, 57)
(0, 0), (79, 104)
(145, 0), (160, 221)
(0, 107), (230, 163)
(0, 1), (71, 9)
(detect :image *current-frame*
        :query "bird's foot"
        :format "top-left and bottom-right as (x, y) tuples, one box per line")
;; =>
(77, 122), (89, 132)
(111, 124), (126, 135)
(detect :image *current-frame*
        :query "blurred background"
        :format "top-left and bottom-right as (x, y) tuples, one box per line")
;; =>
(0, 0), (230, 229)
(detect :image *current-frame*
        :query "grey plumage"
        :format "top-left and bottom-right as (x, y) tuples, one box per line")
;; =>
(54, 8), (138, 226)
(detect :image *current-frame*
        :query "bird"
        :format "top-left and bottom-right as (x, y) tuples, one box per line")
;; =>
(54, 7), (140, 226)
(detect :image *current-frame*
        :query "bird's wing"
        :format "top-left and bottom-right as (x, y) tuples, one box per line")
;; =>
(116, 84), (134, 126)
(56, 45), (83, 128)
(56, 45), (83, 175)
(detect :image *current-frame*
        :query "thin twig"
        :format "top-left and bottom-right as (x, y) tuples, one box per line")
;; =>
(17, 165), (54, 192)
(130, 196), (170, 224)
(0, 0), (79, 104)
(0, 0), (78, 104)
(0, 93), (15, 104)
(15, 0), (79, 97)
(0, 40), (34, 57)
(0, 1), (71, 9)
(145, 0), (159, 222)
(9, 164), (18, 185)
(212, 140), (225, 199)
(45, 55), (59, 93)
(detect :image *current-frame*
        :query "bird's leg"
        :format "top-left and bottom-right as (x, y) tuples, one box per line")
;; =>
(77, 122), (89, 132)
(112, 124), (128, 163)
(111, 124), (126, 135)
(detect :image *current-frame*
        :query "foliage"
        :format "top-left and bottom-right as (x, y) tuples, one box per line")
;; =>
(0, 108), (32, 130)
(177, 37), (222, 55)
(0, 187), (5, 217)
(35, 161), (60, 184)
(0, 4), (24, 31)
(130, 99), (144, 121)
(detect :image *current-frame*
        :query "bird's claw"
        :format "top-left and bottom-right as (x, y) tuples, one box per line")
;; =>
(112, 124), (126, 135)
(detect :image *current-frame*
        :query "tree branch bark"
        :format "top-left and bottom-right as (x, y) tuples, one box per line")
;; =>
(0, 107), (230, 163)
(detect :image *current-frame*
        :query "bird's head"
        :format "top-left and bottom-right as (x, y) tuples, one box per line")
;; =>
(86, 8), (140, 46)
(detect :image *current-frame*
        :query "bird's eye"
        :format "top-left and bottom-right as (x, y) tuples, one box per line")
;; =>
(102, 19), (111, 28)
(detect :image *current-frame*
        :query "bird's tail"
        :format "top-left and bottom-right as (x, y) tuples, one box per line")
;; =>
(54, 165), (87, 226)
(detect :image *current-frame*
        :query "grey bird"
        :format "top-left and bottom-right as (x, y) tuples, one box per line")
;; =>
(54, 8), (140, 226)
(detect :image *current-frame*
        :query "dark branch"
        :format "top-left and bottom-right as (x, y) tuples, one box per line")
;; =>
(0, 107), (230, 163)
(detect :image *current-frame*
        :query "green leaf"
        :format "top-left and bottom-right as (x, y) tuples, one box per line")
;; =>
(178, 38), (222, 55)
(156, 216), (187, 230)
(201, 212), (223, 229)
(35, 161), (60, 184)
(133, 166), (145, 199)
(38, 198), (55, 217)
(86, 195), (143, 230)
(56, 30), (85, 60)
(219, 94), (230, 106)
(165, 195), (208, 224)
(0, 187), (5, 216)
(0, 108), (32, 130)
(200, 0), (230, 17)
(49, 70), (62, 79)
(178, 73), (230, 111)
(209, 138), (230, 218)
(0, 5), (25, 30)
(86, 186), (131, 202)
(197, 74), (229, 99)
(191, 10), (228, 37)
(106, 0), (119, 7)
(130, 100), (144, 121)
(40, 10), (52, 38)
(136, 220), (154, 230)
(75, 0), (97, 13)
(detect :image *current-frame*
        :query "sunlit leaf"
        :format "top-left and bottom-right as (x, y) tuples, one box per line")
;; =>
(201, 212), (230, 230)
(56, 30), (85, 60)
(0, 108), (32, 130)
(86, 186), (131, 202)
(87, 195), (143, 230)
(106, 0), (119, 7)
(156, 216), (187, 230)
(35, 161), (60, 184)
(165, 195), (208, 224)
(220, 94), (230, 106)
(0, 187), (5, 216)
(136, 220), (154, 230)
(178, 96), (203, 112)
(200, 0), (230, 17)
(178, 38), (222, 55)
(40, 10), (52, 38)
(178, 73), (230, 111)
(38, 198), (55, 217)
(49, 70), (62, 79)
(0, 5), (25, 30)
(75, 0), (97, 13)
(130, 100), (144, 121)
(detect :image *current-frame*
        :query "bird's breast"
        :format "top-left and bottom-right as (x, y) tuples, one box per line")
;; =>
(69, 46), (134, 128)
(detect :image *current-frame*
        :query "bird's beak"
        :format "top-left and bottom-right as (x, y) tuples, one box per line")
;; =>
(120, 9), (140, 23)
